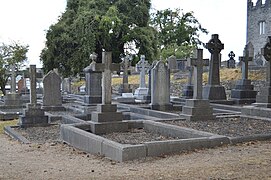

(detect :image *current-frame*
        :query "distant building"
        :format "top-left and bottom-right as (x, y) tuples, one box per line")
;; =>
(247, 0), (271, 66)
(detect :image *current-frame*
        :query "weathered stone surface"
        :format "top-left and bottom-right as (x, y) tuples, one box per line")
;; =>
(43, 70), (62, 107)
(150, 61), (172, 111)
(83, 58), (102, 104)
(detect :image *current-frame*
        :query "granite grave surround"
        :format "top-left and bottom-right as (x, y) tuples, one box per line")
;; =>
(60, 120), (229, 162)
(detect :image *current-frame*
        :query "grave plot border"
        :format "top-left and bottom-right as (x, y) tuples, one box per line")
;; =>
(60, 120), (229, 162)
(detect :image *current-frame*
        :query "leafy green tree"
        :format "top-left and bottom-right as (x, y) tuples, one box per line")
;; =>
(151, 8), (208, 59)
(0, 42), (28, 95)
(41, 0), (156, 77)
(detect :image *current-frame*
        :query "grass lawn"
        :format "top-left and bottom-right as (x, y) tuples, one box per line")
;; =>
(0, 119), (18, 134)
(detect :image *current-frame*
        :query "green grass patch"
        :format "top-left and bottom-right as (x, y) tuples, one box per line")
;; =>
(0, 119), (18, 134)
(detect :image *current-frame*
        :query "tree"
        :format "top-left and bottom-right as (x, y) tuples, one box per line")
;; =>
(151, 8), (208, 59)
(0, 42), (28, 95)
(41, 0), (156, 77)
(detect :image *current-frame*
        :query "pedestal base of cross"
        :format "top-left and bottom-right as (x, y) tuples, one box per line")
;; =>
(202, 85), (227, 101)
(19, 103), (49, 128)
(254, 86), (271, 108)
(118, 83), (132, 94)
(182, 99), (215, 121)
(231, 79), (257, 104)
(4, 93), (23, 107)
(182, 85), (194, 99)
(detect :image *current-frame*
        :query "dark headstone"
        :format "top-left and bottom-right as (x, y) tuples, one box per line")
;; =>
(227, 51), (236, 68)
(203, 34), (227, 101)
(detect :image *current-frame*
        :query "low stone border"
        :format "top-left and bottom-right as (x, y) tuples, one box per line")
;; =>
(60, 121), (230, 162)
(4, 126), (31, 144)
(229, 134), (271, 145)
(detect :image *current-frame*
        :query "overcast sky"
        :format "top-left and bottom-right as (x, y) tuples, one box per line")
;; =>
(0, 0), (252, 67)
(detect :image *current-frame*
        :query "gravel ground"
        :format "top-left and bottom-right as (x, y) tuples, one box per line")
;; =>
(15, 125), (61, 144)
(165, 117), (271, 137)
(102, 128), (180, 144)
(11, 117), (271, 145)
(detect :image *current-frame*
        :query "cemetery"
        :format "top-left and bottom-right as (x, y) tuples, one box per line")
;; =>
(0, 35), (271, 163)
(1, 0), (271, 178)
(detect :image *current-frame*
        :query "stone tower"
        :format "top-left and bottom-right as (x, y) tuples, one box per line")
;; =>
(247, 0), (271, 65)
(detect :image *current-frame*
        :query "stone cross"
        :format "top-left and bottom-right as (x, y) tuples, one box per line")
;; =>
(121, 55), (131, 92)
(228, 51), (235, 60)
(5, 65), (17, 93)
(29, 65), (37, 106)
(10, 65), (16, 93)
(92, 52), (120, 104)
(240, 43), (253, 79)
(188, 49), (209, 99)
(261, 36), (271, 86)
(138, 55), (147, 88)
(206, 34), (224, 85)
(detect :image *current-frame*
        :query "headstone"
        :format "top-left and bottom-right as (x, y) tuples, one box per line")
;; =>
(83, 53), (102, 104)
(150, 60), (172, 111)
(231, 42), (257, 104)
(19, 65), (48, 127)
(176, 59), (187, 71)
(254, 36), (271, 107)
(182, 49), (214, 121)
(62, 77), (72, 94)
(203, 34), (227, 101)
(42, 70), (65, 111)
(18, 77), (26, 94)
(134, 55), (149, 100)
(91, 52), (128, 134)
(119, 55), (132, 93)
(167, 55), (178, 72)
(227, 51), (236, 68)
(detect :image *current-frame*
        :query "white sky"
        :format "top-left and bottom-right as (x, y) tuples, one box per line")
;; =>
(0, 0), (253, 68)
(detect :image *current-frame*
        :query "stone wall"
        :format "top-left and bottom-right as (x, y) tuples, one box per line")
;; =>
(247, 0), (271, 65)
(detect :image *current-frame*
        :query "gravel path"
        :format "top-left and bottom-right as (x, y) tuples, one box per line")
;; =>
(1, 134), (271, 179)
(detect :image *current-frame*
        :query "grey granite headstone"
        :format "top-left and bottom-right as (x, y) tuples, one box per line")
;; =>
(150, 60), (172, 111)
(203, 34), (227, 101)
(167, 55), (178, 72)
(231, 42), (257, 104)
(62, 77), (72, 94)
(83, 53), (102, 104)
(182, 49), (215, 121)
(42, 70), (65, 111)
(19, 65), (48, 127)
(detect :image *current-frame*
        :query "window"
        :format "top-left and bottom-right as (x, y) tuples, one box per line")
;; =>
(259, 21), (266, 35)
